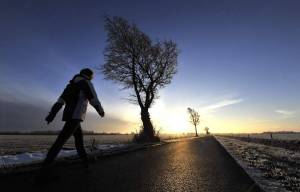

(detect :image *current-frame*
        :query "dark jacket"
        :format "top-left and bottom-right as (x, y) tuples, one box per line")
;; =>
(47, 74), (104, 122)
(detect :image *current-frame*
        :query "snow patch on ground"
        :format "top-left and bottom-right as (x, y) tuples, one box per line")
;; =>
(215, 136), (300, 192)
(0, 143), (128, 168)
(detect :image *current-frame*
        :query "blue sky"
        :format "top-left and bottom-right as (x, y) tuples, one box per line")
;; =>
(1, 0), (300, 133)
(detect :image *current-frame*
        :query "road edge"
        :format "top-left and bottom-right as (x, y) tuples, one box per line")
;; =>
(213, 136), (266, 192)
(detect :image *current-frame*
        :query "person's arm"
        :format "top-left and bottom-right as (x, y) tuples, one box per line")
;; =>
(77, 80), (105, 117)
(45, 82), (71, 124)
(45, 97), (65, 124)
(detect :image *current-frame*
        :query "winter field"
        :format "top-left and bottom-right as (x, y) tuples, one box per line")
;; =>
(0, 133), (195, 155)
(230, 132), (300, 141)
(215, 135), (300, 192)
(0, 134), (133, 155)
(222, 133), (300, 152)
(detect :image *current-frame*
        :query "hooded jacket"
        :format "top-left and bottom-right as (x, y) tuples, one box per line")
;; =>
(47, 74), (104, 122)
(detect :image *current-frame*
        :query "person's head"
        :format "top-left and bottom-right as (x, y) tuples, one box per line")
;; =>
(80, 68), (94, 80)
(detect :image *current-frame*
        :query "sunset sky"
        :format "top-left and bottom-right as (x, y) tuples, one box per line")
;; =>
(1, 0), (300, 134)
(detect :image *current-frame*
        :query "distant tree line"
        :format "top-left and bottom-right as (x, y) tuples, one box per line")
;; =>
(0, 131), (130, 135)
(263, 131), (297, 134)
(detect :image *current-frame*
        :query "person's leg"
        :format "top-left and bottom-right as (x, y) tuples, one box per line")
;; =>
(35, 120), (79, 183)
(42, 120), (79, 167)
(73, 123), (88, 165)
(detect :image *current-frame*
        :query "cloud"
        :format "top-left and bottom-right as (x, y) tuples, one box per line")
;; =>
(0, 99), (135, 133)
(202, 98), (244, 112)
(0, 100), (50, 131)
(275, 110), (297, 118)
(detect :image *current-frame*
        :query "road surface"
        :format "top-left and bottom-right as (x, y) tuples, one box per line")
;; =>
(0, 136), (262, 192)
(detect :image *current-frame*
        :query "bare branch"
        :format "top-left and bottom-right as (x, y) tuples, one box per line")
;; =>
(101, 16), (178, 110)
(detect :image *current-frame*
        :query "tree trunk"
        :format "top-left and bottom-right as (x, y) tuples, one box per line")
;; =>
(141, 108), (155, 139)
(194, 125), (198, 137)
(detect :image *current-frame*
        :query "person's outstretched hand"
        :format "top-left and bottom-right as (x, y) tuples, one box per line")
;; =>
(45, 113), (55, 124)
(99, 111), (105, 118)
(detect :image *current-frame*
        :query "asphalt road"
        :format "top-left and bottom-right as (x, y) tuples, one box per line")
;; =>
(1, 136), (262, 192)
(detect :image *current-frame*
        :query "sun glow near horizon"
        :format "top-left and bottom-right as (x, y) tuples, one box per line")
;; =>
(150, 100), (193, 134)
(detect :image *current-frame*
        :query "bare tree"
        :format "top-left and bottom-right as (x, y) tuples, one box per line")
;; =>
(101, 16), (178, 141)
(187, 107), (200, 137)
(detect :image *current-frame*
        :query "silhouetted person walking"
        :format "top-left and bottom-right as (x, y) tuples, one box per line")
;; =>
(38, 68), (104, 181)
